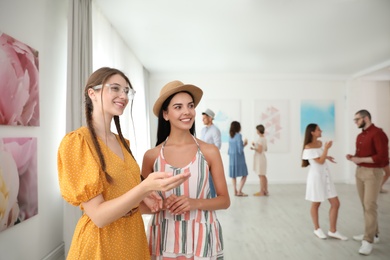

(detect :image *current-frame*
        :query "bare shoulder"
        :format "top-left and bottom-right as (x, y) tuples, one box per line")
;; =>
(197, 139), (220, 157)
(305, 141), (322, 149)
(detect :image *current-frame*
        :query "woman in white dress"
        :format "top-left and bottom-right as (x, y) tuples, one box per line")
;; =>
(301, 123), (348, 241)
(251, 124), (268, 196)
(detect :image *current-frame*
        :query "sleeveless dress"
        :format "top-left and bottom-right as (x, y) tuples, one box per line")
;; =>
(253, 136), (267, 176)
(147, 136), (224, 260)
(302, 147), (337, 202)
(58, 127), (150, 259)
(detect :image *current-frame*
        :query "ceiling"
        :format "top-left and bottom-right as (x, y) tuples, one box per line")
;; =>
(94, 0), (390, 78)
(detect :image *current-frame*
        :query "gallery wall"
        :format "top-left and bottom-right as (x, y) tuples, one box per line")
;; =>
(0, 0), (68, 259)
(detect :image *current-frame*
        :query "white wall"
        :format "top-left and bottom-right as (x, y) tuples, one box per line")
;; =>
(0, 0), (68, 259)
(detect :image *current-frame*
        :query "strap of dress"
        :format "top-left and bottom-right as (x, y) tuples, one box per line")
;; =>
(191, 135), (201, 149)
(160, 137), (168, 157)
(160, 135), (201, 155)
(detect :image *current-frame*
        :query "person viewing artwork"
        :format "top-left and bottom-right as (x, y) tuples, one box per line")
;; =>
(228, 121), (249, 197)
(57, 67), (189, 259)
(200, 108), (222, 198)
(141, 80), (230, 259)
(302, 123), (348, 241)
(251, 124), (268, 196)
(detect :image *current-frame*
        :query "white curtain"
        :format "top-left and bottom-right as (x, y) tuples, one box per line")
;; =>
(64, 0), (93, 256)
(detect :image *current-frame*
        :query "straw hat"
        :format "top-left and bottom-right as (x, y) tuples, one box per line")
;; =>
(153, 80), (203, 116)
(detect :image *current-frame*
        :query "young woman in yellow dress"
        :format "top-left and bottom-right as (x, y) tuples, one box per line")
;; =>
(58, 67), (189, 259)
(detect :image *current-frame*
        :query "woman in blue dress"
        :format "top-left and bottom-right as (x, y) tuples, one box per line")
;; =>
(228, 121), (249, 196)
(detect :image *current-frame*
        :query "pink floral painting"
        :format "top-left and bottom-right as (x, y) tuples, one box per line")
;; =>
(0, 137), (38, 232)
(0, 32), (40, 126)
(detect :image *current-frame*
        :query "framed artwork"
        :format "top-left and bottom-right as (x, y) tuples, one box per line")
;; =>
(254, 100), (290, 153)
(0, 137), (38, 232)
(0, 32), (40, 126)
(300, 100), (335, 140)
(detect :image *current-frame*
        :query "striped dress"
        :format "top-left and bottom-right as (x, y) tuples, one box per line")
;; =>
(147, 137), (224, 260)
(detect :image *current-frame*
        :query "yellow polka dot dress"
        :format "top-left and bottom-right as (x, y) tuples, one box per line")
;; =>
(57, 127), (150, 259)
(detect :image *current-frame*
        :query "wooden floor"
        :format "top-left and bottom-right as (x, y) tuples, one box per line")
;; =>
(218, 183), (390, 260)
(59, 183), (389, 260)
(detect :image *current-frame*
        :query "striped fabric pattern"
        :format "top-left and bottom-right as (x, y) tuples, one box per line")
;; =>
(147, 137), (224, 259)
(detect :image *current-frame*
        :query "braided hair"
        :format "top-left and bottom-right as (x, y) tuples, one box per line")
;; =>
(84, 67), (135, 183)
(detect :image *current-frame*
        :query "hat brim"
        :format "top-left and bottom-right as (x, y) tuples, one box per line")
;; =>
(153, 84), (203, 116)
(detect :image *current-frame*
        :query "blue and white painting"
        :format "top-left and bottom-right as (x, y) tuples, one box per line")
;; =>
(300, 100), (335, 140)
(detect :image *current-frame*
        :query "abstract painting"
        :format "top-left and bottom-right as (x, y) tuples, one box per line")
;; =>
(300, 100), (335, 140)
(254, 100), (290, 152)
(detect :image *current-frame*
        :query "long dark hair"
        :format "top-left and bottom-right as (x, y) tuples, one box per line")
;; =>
(155, 91), (196, 146)
(301, 123), (317, 167)
(84, 67), (135, 183)
(229, 121), (241, 138)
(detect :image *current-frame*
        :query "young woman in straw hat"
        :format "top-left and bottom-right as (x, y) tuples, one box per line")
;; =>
(58, 68), (189, 259)
(142, 80), (230, 259)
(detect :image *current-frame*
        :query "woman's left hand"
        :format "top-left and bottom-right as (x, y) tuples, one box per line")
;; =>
(143, 192), (163, 212)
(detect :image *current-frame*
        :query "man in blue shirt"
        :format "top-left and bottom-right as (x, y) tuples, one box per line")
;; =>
(201, 109), (221, 198)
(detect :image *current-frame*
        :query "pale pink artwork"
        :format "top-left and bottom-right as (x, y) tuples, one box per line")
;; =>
(0, 32), (40, 126)
(0, 138), (38, 232)
(254, 100), (290, 153)
(261, 106), (283, 145)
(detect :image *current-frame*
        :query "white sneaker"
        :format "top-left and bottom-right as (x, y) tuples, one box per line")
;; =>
(359, 240), (373, 255)
(353, 234), (379, 243)
(328, 231), (348, 241)
(314, 228), (327, 239)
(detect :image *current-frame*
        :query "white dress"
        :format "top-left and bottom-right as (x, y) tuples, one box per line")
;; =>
(253, 136), (267, 175)
(302, 148), (337, 202)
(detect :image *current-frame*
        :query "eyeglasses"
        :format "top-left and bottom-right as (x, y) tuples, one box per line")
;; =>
(353, 117), (362, 122)
(93, 83), (136, 99)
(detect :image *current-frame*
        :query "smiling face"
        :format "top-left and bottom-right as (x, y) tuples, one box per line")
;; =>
(163, 92), (196, 130)
(90, 74), (129, 117)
